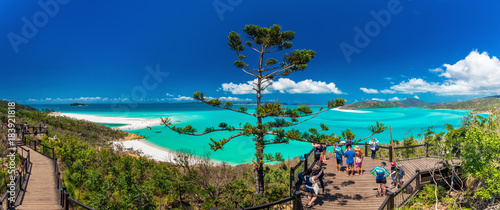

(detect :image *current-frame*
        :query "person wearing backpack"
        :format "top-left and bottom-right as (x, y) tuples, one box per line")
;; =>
(312, 142), (325, 166)
(370, 138), (380, 160)
(370, 162), (391, 197)
(334, 143), (344, 172)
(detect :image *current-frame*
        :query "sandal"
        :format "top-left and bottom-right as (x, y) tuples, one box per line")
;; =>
(305, 204), (312, 208)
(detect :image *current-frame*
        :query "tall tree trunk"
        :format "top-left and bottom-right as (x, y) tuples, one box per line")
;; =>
(254, 57), (265, 194)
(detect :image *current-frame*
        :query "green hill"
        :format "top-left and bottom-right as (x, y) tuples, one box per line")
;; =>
(342, 98), (433, 109)
(428, 97), (500, 112)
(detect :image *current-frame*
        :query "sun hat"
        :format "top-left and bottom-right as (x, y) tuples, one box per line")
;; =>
(354, 146), (360, 150)
(391, 162), (396, 166)
(397, 164), (403, 168)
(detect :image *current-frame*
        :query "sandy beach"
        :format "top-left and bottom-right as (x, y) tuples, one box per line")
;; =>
(331, 107), (372, 113)
(49, 112), (216, 165)
(50, 112), (165, 130)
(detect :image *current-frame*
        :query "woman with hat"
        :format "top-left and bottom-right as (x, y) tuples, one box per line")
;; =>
(354, 146), (364, 175)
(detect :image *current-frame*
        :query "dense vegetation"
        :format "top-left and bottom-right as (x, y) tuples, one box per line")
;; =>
(0, 101), (294, 209)
(342, 98), (433, 110)
(429, 97), (500, 112)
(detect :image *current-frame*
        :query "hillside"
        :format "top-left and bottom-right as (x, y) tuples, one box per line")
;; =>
(428, 97), (500, 112)
(342, 98), (433, 109)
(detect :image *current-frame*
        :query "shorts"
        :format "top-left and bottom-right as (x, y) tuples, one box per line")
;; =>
(336, 159), (343, 165)
(376, 178), (387, 184)
(355, 161), (362, 167)
(306, 187), (316, 195)
(347, 163), (354, 169)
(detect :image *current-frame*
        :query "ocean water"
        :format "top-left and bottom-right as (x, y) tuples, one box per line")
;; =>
(30, 103), (479, 164)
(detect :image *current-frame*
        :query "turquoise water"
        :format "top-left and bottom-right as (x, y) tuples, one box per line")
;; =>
(31, 103), (479, 164)
(95, 123), (129, 127)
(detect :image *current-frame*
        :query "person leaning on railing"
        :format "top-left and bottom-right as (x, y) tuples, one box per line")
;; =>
(299, 167), (324, 208)
(370, 138), (380, 160)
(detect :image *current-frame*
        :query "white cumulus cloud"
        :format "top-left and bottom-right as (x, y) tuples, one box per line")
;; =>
(390, 50), (500, 95)
(221, 78), (343, 94)
(388, 97), (401, 101)
(413, 95), (419, 99)
(371, 98), (386, 102)
(360, 88), (379, 94)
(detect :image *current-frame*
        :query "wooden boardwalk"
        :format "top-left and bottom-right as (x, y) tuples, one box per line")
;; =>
(16, 146), (60, 210)
(301, 157), (444, 209)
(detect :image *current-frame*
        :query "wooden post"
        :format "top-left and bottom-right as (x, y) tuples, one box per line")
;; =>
(65, 191), (69, 210)
(415, 169), (421, 191)
(425, 143), (429, 157)
(290, 168), (294, 197)
(387, 191), (394, 210)
(304, 153), (308, 173)
(389, 146), (393, 163)
(365, 142), (368, 157)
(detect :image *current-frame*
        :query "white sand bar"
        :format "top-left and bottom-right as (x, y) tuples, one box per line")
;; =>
(50, 112), (164, 130)
(113, 140), (218, 165)
(331, 107), (372, 113)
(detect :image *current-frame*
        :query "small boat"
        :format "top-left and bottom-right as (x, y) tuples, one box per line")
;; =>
(155, 131), (161, 133)
(146, 126), (152, 130)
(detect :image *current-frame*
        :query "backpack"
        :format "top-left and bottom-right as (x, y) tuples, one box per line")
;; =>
(375, 143), (379, 151)
(403, 185), (413, 194)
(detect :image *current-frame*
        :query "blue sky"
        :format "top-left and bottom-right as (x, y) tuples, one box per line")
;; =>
(1, 0), (500, 104)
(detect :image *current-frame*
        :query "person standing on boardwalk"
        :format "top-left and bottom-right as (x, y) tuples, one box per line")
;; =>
(334, 143), (344, 172)
(391, 164), (405, 188)
(312, 142), (325, 166)
(344, 145), (356, 176)
(312, 165), (325, 193)
(354, 146), (364, 175)
(371, 162), (391, 197)
(370, 138), (379, 160)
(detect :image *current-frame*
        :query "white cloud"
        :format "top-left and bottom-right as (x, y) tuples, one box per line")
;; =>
(171, 96), (194, 101)
(221, 78), (343, 94)
(371, 98), (386, 102)
(388, 97), (401, 101)
(166, 93), (174, 97)
(380, 89), (396, 94)
(413, 95), (419, 99)
(389, 50), (500, 96)
(218, 96), (252, 102)
(360, 88), (379, 94)
(384, 77), (392, 81)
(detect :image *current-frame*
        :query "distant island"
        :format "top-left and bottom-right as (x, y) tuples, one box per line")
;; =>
(341, 98), (434, 109)
(428, 97), (500, 112)
(70, 103), (87, 106)
(341, 96), (500, 112)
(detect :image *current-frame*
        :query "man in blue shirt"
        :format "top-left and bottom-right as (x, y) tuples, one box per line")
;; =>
(334, 143), (344, 172)
(371, 162), (391, 197)
(344, 145), (356, 176)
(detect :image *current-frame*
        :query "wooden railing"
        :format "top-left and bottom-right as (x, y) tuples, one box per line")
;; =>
(20, 137), (95, 210)
(0, 145), (31, 209)
(378, 166), (460, 209)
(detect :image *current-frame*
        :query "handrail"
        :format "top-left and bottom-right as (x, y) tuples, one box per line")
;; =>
(21, 136), (96, 210)
(238, 196), (295, 210)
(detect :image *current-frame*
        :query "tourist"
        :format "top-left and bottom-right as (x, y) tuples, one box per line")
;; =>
(370, 138), (379, 160)
(354, 146), (364, 175)
(321, 143), (327, 162)
(391, 164), (405, 188)
(370, 162), (391, 197)
(390, 162), (397, 187)
(312, 142), (325, 166)
(39, 124), (42, 133)
(312, 165), (325, 193)
(334, 143), (344, 172)
(300, 167), (324, 208)
(344, 145), (356, 176)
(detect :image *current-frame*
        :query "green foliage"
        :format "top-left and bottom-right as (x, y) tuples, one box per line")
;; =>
(341, 128), (355, 140)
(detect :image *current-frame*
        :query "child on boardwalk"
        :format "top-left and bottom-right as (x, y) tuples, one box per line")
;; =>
(354, 146), (364, 175)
